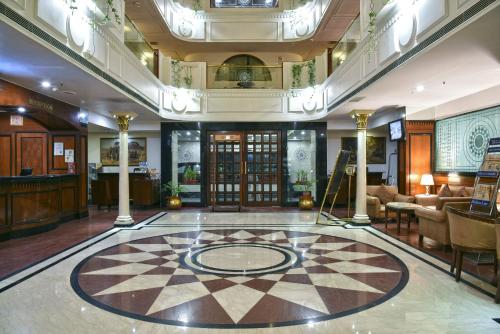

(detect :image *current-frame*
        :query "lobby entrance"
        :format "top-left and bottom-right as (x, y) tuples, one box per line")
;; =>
(161, 122), (327, 208)
(208, 131), (282, 209)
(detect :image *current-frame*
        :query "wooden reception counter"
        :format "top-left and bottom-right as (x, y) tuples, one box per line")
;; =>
(0, 174), (84, 238)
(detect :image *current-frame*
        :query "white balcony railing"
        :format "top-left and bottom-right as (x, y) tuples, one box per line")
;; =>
(0, 0), (496, 122)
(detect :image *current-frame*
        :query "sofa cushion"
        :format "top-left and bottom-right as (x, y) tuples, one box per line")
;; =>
(455, 186), (468, 197)
(394, 194), (415, 203)
(438, 184), (452, 197)
(375, 184), (396, 204)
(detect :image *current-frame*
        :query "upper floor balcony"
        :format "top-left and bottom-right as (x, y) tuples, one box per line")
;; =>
(0, 0), (497, 124)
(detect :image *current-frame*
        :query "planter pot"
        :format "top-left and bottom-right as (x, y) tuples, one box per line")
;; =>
(167, 196), (182, 210)
(299, 193), (314, 210)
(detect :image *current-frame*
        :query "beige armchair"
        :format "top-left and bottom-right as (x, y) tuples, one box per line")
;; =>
(446, 203), (497, 283)
(415, 198), (473, 246)
(366, 185), (415, 218)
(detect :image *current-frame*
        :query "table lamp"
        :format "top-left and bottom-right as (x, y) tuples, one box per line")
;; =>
(420, 174), (434, 195)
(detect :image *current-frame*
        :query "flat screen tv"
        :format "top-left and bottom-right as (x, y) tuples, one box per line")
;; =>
(389, 119), (405, 141)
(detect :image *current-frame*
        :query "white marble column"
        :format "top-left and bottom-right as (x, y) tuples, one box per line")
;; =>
(351, 111), (372, 223)
(113, 113), (136, 226)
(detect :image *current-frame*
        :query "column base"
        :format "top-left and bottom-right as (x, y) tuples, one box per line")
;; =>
(114, 215), (134, 227)
(352, 214), (371, 225)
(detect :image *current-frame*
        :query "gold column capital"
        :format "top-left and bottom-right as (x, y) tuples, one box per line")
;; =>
(349, 110), (373, 130)
(112, 112), (137, 132)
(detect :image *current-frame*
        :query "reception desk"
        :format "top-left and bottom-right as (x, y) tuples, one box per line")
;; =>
(94, 173), (160, 207)
(0, 174), (83, 238)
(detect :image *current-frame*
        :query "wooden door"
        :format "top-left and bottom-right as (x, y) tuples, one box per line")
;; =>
(16, 133), (47, 175)
(209, 133), (243, 207)
(244, 131), (281, 206)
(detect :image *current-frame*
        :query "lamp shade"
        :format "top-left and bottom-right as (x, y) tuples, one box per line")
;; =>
(420, 174), (434, 186)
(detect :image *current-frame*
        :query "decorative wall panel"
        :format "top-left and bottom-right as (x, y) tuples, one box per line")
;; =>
(435, 106), (500, 172)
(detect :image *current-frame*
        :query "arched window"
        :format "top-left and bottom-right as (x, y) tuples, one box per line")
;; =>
(215, 54), (272, 88)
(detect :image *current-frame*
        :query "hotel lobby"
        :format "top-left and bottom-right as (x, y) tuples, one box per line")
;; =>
(0, 0), (500, 333)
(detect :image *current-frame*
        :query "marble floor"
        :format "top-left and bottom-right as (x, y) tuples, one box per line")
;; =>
(0, 212), (499, 333)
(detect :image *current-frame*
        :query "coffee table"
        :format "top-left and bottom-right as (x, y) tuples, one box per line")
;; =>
(385, 202), (422, 234)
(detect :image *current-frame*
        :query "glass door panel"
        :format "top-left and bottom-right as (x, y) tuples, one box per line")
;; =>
(209, 133), (242, 208)
(245, 130), (281, 206)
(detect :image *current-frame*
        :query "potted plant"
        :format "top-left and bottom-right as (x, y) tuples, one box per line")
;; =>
(293, 169), (308, 192)
(299, 179), (316, 210)
(183, 165), (197, 184)
(161, 181), (184, 210)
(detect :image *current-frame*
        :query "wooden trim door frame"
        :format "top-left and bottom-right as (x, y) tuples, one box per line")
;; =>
(15, 132), (47, 176)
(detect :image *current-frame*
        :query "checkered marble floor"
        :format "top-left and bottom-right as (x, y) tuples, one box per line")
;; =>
(0, 212), (499, 334)
(73, 228), (406, 328)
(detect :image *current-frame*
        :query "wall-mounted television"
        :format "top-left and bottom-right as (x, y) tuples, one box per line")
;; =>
(388, 119), (405, 141)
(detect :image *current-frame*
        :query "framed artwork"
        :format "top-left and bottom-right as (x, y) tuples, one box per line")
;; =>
(100, 138), (147, 166)
(341, 137), (386, 164)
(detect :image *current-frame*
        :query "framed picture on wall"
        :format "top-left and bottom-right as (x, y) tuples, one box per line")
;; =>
(341, 137), (386, 164)
(100, 138), (147, 166)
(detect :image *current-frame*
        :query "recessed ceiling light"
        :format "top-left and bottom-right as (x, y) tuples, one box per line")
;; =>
(301, 131), (306, 135)
(186, 131), (191, 136)
(415, 84), (424, 92)
(17, 107), (26, 112)
(41, 81), (51, 88)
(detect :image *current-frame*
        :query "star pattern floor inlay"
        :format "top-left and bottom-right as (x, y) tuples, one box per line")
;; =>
(71, 228), (408, 328)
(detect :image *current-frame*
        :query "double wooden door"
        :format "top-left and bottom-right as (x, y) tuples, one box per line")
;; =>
(209, 130), (281, 207)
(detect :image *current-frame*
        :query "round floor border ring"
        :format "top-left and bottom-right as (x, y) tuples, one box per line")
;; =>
(70, 229), (410, 329)
(181, 243), (300, 275)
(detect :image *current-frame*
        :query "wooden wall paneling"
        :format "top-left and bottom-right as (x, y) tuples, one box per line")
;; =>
(433, 173), (475, 188)
(0, 135), (11, 176)
(408, 134), (432, 195)
(399, 121), (435, 196)
(50, 134), (76, 173)
(0, 193), (7, 230)
(11, 189), (59, 227)
(16, 133), (47, 176)
(61, 186), (77, 216)
(79, 136), (88, 214)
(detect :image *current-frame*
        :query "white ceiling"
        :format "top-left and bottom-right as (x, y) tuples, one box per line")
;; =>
(0, 21), (162, 123)
(124, 0), (359, 59)
(327, 4), (500, 121)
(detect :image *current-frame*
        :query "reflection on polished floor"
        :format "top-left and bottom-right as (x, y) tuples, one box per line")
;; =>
(0, 212), (499, 333)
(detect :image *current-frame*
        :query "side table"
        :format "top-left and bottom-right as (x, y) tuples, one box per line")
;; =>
(415, 194), (438, 207)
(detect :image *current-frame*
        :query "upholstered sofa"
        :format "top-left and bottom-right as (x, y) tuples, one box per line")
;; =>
(414, 186), (474, 245)
(366, 185), (415, 219)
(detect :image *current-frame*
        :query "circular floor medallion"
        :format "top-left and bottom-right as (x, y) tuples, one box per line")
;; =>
(71, 228), (408, 328)
(183, 243), (298, 275)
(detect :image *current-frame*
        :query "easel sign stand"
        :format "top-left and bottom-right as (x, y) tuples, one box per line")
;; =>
(469, 137), (500, 217)
(316, 150), (351, 225)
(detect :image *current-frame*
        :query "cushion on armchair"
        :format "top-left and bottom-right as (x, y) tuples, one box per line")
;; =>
(437, 184), (452, 197)
(375, 184), (396, 204)
(394, 194), (415, 203)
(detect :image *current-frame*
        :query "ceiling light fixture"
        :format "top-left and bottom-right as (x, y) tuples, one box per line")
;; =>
(41, 80), (51, 88)
(415, 84), (424, 92)
(17, 107), (26, 112)
(301, 131), (306, 135)
(186, 131), (191, 136)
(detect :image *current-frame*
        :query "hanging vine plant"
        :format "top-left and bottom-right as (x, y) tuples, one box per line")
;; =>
(66, 0), (122, 25)
(367, 0), (394, 54)
(183, 66), (193, 88)
(291, 64), (303, 89)
(291, 59), (316, 89)
(103, 0), (121, 25)
(306, 59), (316, 87)
(171, 60), (183, 88)
(192, 0), (202, 12)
